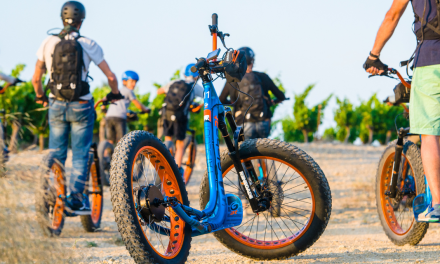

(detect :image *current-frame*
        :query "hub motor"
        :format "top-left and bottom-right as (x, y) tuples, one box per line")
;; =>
(136, 185), (166, 223)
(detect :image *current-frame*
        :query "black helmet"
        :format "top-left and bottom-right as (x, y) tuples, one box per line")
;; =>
(61, 1), (86, 26)
(238, 47), (255, 65)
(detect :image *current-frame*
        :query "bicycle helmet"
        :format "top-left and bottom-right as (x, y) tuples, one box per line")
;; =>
(238, 47), (255, 65)
(184, 63), (199, 78)
(122, 71), (139, 81)
(61, 1), (86, 25)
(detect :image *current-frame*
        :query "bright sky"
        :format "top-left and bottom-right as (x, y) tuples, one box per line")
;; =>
(0, 0), (417, 135)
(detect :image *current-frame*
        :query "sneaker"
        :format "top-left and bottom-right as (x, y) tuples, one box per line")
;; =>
(66, 193), (91, 215)
(418, 204), (440, 222)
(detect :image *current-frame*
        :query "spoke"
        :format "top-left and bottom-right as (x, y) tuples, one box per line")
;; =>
(278, 166), (291, 184)
(238, 215), (258, 234)
(280, 206), (310, 218)
(278, 212), (295, 236)
(271, 213), (288, 238)
(262, 212), (279, 241)
(236, 215), (257, 230)
(281, 207), (301, 231)
(283, 197), (312, 205)
(256, 214), (259, 241)
(284, 189), (308, 196)
(282, 175), (302, 189)
(280, 204), (311, 212)
(283, 182), (307, 194)
(248, 214), (257, 238)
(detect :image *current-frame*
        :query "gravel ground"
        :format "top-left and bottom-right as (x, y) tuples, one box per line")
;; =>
(6, 142), (440, 263)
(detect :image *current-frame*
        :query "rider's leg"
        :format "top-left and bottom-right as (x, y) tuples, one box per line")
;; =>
(114, 117), (127, 143)
(48, 100), (70, 166)
(105, 117), (116, 145)
(174, 139), (184, 168)
(68, 100), (95, 195)
(421, 135), (440, 205)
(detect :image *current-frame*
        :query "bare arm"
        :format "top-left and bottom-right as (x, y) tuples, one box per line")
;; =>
(132, 99), (149, 112)
(32, 60), (46, 97)
(367, 0), (410, 74)
(97, 60), (119, 94)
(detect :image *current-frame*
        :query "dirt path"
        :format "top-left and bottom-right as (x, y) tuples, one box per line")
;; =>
(7, 143), (440, 263)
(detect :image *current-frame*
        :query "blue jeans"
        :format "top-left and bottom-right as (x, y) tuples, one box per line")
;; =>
(48, 99), (95, 194)
(243, 120), (271, 139)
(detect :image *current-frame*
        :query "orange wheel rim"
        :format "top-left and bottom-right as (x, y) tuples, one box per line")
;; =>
(131, 146), (185, 259)
(90, 162), (102, 224)
(380, 151), (415, 235)
(51, 163), (64, 230)
(222, 156), (315, 249)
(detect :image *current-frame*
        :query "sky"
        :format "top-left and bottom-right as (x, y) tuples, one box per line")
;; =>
(0, 0), (417, 136)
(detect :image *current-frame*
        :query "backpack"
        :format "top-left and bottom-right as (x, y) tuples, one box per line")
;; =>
(49, 33), (90, 101)
(235, 72), (268, 123)
(164, 80), (192, 121)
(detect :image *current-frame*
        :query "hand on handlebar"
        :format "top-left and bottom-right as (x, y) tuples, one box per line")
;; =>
(363, 55), (388, 76)
(11, 78), (24, 86)
(105, 91), (124, 103)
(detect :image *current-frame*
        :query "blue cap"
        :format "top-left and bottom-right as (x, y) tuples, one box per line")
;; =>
(184, 63), (199, 78)
(122, 70), (139, 81)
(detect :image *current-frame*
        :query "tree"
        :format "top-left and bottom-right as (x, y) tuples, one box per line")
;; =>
(334, 97), (360, 143)
(282, 84), (332, 143)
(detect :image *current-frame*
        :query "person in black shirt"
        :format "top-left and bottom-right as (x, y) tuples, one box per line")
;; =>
(219, 47), (286, 139)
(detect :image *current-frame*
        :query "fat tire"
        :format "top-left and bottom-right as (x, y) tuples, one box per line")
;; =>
(109, 130), (192, 264)
(199, 138), (332, 260)
(376, 140), (428, 246)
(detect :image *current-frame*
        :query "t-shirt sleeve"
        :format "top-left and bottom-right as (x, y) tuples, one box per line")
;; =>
(36, 36), (51, 62)
(0, 73), (15, 83)
(81, 38), (105, 66)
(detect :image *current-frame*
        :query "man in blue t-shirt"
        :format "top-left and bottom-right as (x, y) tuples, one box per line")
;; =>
(364, 0), (440, 221)
(105, 71), (149, 144)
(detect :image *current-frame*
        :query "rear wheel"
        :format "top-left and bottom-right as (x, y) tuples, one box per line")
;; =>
(35, 156), (65, 237)
(200, 138), (332, 260)
(110, 131), (191, 264)
(81, 154), (103, 232)
(376, 140), (428, 246)
(98, 140), (114, 186)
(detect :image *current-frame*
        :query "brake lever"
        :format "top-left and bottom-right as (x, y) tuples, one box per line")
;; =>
(217, 31), (230, 49)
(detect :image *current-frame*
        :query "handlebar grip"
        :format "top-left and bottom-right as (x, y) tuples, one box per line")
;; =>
(212, 13), (218, 26)
(191, 58), (206, 73)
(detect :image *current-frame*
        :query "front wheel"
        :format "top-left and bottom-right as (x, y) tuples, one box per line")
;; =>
(200, 138), (332, 260)
(110, 130), (192, 264)
(376, 140), (428, 246)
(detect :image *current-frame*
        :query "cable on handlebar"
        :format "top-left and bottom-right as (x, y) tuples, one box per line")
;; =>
(179, 79), (200, 107)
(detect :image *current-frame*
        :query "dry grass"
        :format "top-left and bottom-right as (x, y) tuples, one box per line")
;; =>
(0, 174), (73, 264)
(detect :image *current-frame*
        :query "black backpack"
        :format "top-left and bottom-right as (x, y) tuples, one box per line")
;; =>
(49, 33), (90, 101)
(164, 80), (192, 121)
(235, 72), (268, 122)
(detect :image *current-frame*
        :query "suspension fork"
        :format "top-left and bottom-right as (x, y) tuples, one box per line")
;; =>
(388, 127), (410, 198)
(217, 108), (261, 212)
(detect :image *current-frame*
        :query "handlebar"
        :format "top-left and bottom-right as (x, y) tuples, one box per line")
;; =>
(212, 13), (218, 27)
(94, 99), (110, 109)
(191, 58), (207, 73)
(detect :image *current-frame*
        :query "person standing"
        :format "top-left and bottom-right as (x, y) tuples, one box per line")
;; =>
(32, 1), (123, 214)
(363, 0), (440, 221)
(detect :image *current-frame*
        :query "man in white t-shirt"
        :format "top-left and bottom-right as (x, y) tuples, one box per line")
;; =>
(31, 1), (123, 214)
